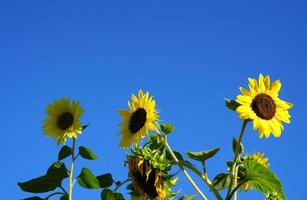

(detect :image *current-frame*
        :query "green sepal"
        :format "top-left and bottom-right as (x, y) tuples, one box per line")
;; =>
(96, 173), (113, 188)
(160, 123), (175, 134)
(186, 148), (220, 162)
(58, 145), (72, 161)
(82, 124), (89, 130)
(79, 146), (98, 160)
(77, 168), (100, 189)
(18, 162), (68, 193)
(225, 99), (241, 111)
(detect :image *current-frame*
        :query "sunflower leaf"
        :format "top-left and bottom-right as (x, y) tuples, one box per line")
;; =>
(18, 162), (68, 193)
(186, 148), (220, 162)
(60, 196), (68, 200)
(160, 124), (175, 134)
(77, 168), (100, 189)
(96, 173), (113, 188)
(101, 189), (116, 200)
(58, 145), (72, 161)
(240, 159), (286, 199)
(212, 173), (232, 191)
(225, 99), (241, 111)
(79, 146), (98, 160)
(22, 196), (44, 200)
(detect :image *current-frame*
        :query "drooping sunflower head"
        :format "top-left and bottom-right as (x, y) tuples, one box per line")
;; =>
(236, 74), (293, 138)
(43, 97), (84, 144)
(127, 146), (176, 200)
(118, 90), (159, 148)
(241, 152), (270, 191)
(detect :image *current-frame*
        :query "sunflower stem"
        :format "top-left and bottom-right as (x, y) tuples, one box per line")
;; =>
(160, 133), (208, 200)
(68, 138), (76, 200)
(225, 120), (249, 200)
(114, 178), (131, 192)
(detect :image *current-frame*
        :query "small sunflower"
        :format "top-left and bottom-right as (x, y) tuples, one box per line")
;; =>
(241, 152), (269, 191)
(43, 97), (84, 144)
(236, 74), (293, 138)
(118, 90), (159, 148)
(127, 147), (176, 200)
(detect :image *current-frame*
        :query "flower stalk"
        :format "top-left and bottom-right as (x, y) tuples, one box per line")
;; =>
(226, 120), (249, 200)
(68, 138), (76, 200)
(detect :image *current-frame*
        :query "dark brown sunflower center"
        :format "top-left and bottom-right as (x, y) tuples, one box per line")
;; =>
(251, 93), (276, 120)
(57, 112), (74, 130)
(132, 161), (158, 199)
(129, 108), (147, 134)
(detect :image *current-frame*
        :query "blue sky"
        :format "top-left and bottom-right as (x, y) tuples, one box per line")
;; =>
(1, 0), (307, 199)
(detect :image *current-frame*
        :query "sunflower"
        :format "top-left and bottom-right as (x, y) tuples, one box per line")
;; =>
(118, 90), (159, 148)
(127, 147), (176, 200)
(43, 97), (84, 144)
(241, 152), (269, 191)
(236, 74), (293, 138)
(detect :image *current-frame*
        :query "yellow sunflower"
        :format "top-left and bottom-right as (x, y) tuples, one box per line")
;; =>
(241, 152), (269, 191)
(236, 74), (293, 138)
(43, 97), (84, 144)
(118, 90), (159, 148)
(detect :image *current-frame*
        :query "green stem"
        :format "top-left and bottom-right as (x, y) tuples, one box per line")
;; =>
(45, 192), (65, 199)
(177, 161), (223, 200)
(225, 120), (249, 200)
(68, 138), (76, 200)
(162, 135), (208, 200)
(114, 178), (131, 192)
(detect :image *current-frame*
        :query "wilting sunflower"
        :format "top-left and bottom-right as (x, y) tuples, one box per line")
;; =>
(43, 97), (84, 144)
(236, 74), (293, 138)
(118, 90), (159, 148)
(241, 152), (269, 191)
(127, 147), (176, 200)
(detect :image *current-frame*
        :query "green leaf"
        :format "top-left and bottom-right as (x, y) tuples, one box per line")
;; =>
(79, 146), (98, 160)
(160, 123), (175, 134)
(58, 145), (72, 161)
(77, 168), (100, 189)
(60, 196), (68, 200)
(232, 138), (244, 155)
(212, 173), (232, 190)
(18, 162), (68, 193)
(101, 189), (116, 200)
(114, 192), (125, 200)
(178, 195), (195, 200)
(186, 148), (220, 162)
(240, 159), (286, 199)
(225, 99), (241, 111)
(23, 196), (43, 200)
(166, 150), (184, 162)
(96, 173), (113, 188)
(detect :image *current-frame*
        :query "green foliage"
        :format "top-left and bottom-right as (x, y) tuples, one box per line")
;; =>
(101, 189), (124, 200)
(160, 123), (175, 134)
(77, 168), (100, 189)
(212, 173), (232, 190)
(178, 195), (195, 200)
(23, 197), (43, 200)
(58, 145), (72, 161)
(241, 159), (286, 199)
(96, 173), (113, 188)
(186, 148), (220, 162)
(225, 99), (241, 111)
(79, 146), (98, 160)
(18, 162), (68, 193)
(60, 195), (69, 200)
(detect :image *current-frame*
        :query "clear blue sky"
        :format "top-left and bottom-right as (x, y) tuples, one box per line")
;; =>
(1, 1), (306, 199)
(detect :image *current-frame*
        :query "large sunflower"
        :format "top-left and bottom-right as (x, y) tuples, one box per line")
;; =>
(127, 147), (176, 200)
(43, 97), (84, 144)
(118, 90), (159, 148)
(236, 74), (293, 138)
(241, 152), (269, 191)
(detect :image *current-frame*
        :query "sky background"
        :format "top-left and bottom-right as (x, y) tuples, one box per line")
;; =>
(1, 0), (307, 199)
